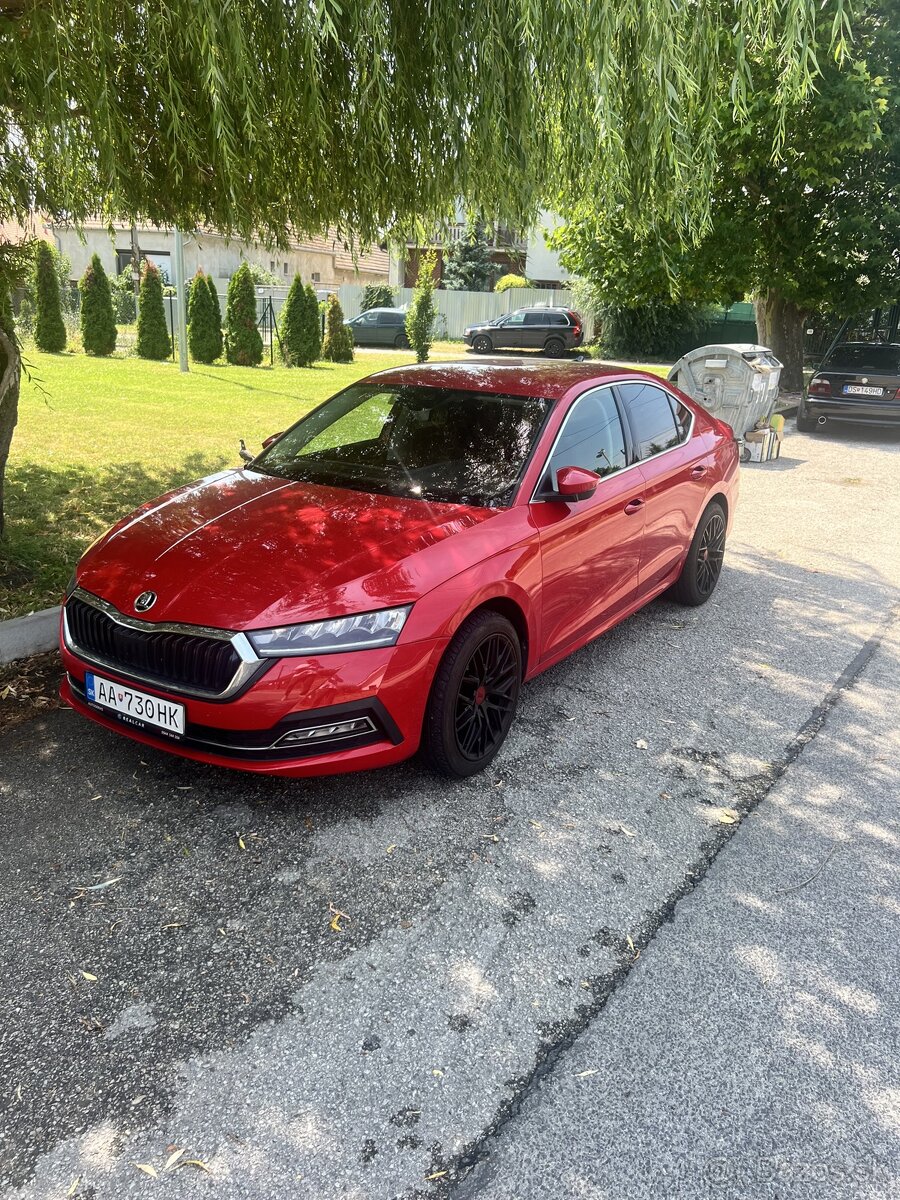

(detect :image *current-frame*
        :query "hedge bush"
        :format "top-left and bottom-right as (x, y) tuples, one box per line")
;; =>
(205, 275), (224, 360)
(494, 273), (531, 293)
(187, 270), (221, 363)
(79, 254), (117, 356)
(361, 283), (395, 311)
(136, 260), (171, 360)
(280, 275), (320, 366)
(33, 242), (67, 353)
(225, 263), (263, 366)
(321, 293), (353, 362)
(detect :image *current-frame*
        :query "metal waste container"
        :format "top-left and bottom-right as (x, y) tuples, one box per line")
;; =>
(667, 344), (782, 445)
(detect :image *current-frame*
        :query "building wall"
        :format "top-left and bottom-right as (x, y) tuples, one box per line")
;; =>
(524, 212), (570, 287)
(49, 224), (388, 290)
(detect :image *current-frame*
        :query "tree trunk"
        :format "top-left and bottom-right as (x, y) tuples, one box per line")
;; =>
(753, 289), (806, 392)
(0, 326), (22, 539)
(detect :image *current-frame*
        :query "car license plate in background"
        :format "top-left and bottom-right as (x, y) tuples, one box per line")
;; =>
(85, 672), (185, 735)
(843, 384), (883, 396)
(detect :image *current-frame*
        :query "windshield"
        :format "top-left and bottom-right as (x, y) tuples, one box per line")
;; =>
(823, 344), (900, 374)
(252, 383), (551, 507)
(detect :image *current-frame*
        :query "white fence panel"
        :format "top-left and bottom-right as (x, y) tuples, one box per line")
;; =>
(333, 284), (588, 340)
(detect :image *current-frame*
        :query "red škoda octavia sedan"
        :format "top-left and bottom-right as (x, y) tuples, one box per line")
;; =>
(61, 362), (739, 779)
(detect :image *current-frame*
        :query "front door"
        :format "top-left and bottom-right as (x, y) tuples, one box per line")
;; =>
(496, 310), (527, 349)
(532, 386), (645, 661)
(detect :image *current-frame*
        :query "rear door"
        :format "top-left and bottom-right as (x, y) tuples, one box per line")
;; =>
(523, 311), (552, 350)
(615, 381), (711, 596)
(533, 386), (645, 660)
(377, 311), (404, 345)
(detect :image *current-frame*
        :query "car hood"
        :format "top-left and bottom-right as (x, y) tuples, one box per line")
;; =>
(75, 470), (504, 629)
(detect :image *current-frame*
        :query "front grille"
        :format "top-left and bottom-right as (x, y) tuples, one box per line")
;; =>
(65, 594), (241, 695)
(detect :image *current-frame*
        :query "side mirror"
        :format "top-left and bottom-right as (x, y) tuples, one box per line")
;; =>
(555, 465), (601, 502)
(261, 432), (284, 450)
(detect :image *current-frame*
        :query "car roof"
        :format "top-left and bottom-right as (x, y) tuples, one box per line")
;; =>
(365, 359), (659, 401)
(356, 306), (405, 315)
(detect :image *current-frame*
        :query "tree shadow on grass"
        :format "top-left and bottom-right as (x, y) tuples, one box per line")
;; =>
(0, 452), (228, 619)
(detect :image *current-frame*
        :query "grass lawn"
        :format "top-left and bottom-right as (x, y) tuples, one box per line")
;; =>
(1, 345), (671, 619)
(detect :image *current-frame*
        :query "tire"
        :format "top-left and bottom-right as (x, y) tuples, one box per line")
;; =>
(543, 337), (565, 358)
(473, 334), (492, 353)
(421, 610), (522, 778)
(795, 403), (816, 432)
(671, 501), (727, 607)
(393, 331), (409, 349)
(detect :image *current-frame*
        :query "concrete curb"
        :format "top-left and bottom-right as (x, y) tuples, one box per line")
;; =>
(0, 606), (60, 667)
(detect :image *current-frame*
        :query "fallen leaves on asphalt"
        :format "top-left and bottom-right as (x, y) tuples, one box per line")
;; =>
(132, 1163), (157, 1178)
(329, 902), (350, 933)
(711, 807), (740, 825)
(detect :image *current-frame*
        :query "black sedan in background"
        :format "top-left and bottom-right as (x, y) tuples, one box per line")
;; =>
(345, 307), (410, 349)
(799, 342), (900, 430)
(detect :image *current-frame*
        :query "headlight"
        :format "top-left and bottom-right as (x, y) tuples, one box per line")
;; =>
(247, 606), (412, 657)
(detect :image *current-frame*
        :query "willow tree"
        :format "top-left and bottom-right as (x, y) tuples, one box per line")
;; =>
(0, 0), (849, 534)
(552, 0), (895, 390)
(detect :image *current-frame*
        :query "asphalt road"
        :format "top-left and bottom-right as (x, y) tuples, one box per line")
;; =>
(1, 419), (898, 1200)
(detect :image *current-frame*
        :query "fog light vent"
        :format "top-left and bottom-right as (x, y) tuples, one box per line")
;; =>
(274, 716), (376, 748)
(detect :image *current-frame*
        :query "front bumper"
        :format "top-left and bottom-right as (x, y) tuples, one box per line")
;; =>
(60, 634), (447, 778)
(804, 396), (900, 426)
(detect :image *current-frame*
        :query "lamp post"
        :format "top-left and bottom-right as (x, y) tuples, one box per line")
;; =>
(173, 227), (189, 373)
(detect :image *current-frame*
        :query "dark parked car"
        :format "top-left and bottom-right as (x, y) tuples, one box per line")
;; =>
(345, 307), (410, 349)
(799, 341), (900, 430)
(464, 307), (583, 357)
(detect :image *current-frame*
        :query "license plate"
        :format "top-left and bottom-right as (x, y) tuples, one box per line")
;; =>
(843, 384), (883, 396)
(85, 672), (185, 736)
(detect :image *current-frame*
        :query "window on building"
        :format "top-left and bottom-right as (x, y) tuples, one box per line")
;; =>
(311, 272), (321, 282)
(283, 262), (289, 275)
(270, 260), (275, 272)
(116, 250), (171, 282)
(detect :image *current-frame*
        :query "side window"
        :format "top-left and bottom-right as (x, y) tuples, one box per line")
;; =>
(618, 382), (680, 459)
(549, 313), (569, 326)
(504, 311), (526, 325)
(524, 312), (547, 326)
(356, 311), (378, 325)
(544, 388), (628, 486)
(667, 394), (692, 443)
(377, 312), (402, 326)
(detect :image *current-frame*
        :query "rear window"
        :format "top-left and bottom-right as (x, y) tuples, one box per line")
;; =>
(823, 344), (900, 374)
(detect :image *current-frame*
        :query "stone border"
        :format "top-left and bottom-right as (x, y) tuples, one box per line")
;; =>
(0, 606), (61, 666)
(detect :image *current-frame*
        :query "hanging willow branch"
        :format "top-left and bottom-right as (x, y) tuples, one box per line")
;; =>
(0, 0), (851, 243)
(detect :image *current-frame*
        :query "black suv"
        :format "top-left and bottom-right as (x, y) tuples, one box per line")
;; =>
(799, 341), (900, 430)
(463, 307), (583, 357)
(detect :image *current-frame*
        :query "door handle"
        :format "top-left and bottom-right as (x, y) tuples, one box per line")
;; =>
(691, 465), (708, 479)
(624, 498), (645, 515)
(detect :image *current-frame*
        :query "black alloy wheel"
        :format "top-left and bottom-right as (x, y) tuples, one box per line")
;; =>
(472, 334), (492, 353)
(422, 609), (522, 777)
(672, 501), (727, 607)
(543, 336), (565, 357)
